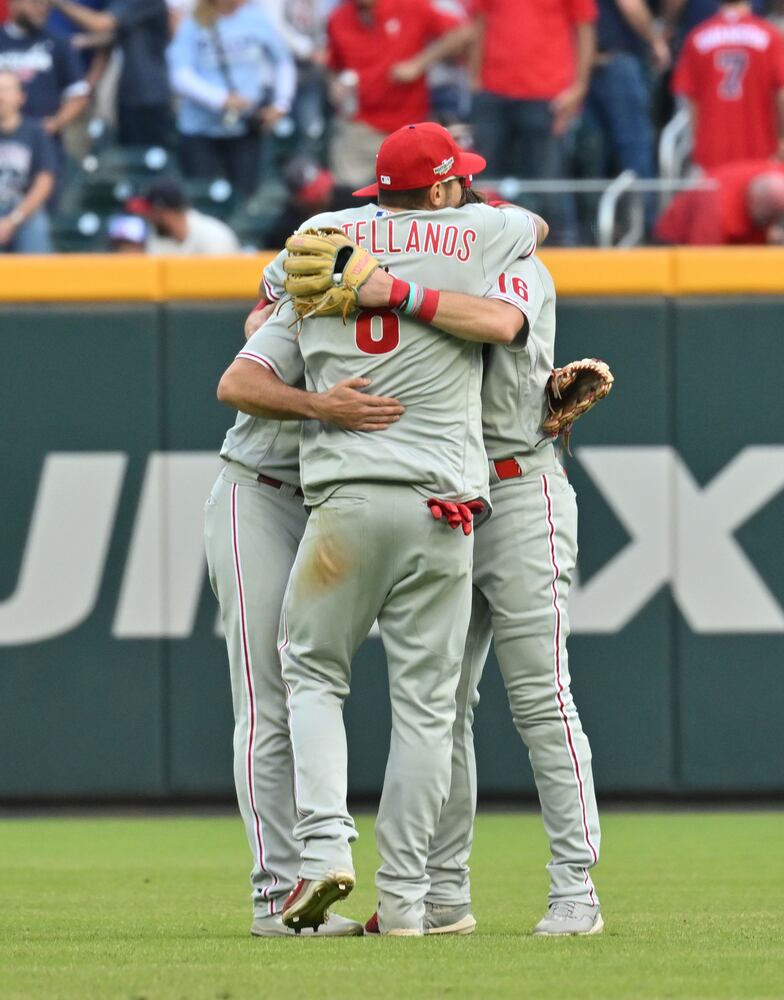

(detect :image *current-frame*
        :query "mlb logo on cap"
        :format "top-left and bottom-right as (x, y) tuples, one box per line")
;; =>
(353, 122), (486, 197)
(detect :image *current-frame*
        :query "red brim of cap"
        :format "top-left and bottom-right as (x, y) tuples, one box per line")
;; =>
(352, 149), (487, 198)
(125, 196), (152, 215)
(456, 150), (487, 176)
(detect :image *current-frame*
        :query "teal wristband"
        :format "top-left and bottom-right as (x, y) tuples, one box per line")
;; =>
(403, 282), (423, 315)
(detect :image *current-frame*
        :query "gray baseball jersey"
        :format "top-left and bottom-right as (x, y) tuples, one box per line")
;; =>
(481, 254), (556, 458)
(252, 201), (538, 505)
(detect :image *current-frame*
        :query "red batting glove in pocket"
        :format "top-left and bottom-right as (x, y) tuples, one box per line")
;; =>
(427, 498), (485, 536)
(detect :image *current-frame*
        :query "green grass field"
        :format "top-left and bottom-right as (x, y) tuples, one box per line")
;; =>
(2, 811), (783, 1000)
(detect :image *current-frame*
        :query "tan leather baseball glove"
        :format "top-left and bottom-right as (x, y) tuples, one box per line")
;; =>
(283, 228), (380, 324)
(542, 358), (614, 453)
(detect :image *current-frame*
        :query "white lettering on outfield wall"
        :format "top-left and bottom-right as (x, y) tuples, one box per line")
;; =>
(112, 453), (221, 637)
(0, 454), (127, 644)
(571, 446), (784, 633)
(0, 447), (782, 645)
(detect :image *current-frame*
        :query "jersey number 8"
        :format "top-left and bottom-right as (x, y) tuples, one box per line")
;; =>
(355, 308), (401, 355)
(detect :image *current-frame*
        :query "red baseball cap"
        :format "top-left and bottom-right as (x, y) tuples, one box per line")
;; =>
(352, 122), (486, 197)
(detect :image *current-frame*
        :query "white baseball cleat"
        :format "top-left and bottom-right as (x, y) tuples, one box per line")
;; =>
(281, 871), (356, 933)
(532, 901), (604, 936)
(424, 902), (477, 936)
(251, 912), (363, 937)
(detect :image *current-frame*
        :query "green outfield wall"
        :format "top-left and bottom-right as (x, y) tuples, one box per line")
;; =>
(1, 258), (783, 799)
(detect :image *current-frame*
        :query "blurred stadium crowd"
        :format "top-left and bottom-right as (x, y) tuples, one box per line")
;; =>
(1, 0), (784, 253)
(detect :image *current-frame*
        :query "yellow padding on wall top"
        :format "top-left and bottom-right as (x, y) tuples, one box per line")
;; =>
(673, 247), (784, 294)
(0, 248), (783, 301)
(161, 255), (275, 299)
(538, 248), (675, 295)
(0, 254), (163, 301)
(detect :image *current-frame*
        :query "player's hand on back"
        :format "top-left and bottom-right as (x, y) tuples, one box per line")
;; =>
(244, 303), (275, 340)
(314, 377), (405, 432)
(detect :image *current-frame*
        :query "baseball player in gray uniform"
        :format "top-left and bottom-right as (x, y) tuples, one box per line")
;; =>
(421, 251), (602, 937)
(205, 333), (404, 937)
(220, 225), (601, 939)
(219, 122), (546, 936)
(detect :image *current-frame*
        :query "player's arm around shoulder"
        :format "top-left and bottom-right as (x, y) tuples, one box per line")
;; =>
(498, 204), (549, 249)
(219, 300), (305, 409)
(218, 301), (405, 432)
(426, 291), (527, 345)
(356, 265), (526, 345)
(423, 202), (548, 344)
(469, 201), (549, 260)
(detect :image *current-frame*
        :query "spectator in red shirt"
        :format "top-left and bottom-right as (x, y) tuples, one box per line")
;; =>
(326, 0), (474, 187)
(470, 0), (597, 245)
(672, 0), (784, 170)
(654, 158), (784, 243)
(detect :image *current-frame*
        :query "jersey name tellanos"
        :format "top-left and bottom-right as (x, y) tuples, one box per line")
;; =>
(339, 217), (479, 262)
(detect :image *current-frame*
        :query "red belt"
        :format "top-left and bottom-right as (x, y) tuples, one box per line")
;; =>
(493, 457), (523, 480)
(257, 473), (304, 498)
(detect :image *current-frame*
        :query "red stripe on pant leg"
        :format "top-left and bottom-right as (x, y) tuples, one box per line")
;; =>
(541, 474), (599, 866)
(584, 869), (597, 906)
(231, 483), (277, 897)
(277, 607), (302, 817)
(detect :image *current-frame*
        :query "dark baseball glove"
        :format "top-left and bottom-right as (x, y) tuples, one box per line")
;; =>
(283, 227), (380, 324)
(542, 358), (614, 453)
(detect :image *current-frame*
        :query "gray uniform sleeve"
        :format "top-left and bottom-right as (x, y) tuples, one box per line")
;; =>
(237, 301), (305, 386)
(475, 204), (538, 284)
(261, 249), (287, 302)
(487, 256), (546, 352)
(260, 209), (348, 301)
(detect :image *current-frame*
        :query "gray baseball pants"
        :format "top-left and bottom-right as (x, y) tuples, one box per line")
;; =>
(279, 482), (474, 933)
(427, 450), (601, 907)
(204, 461), (309, 918)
